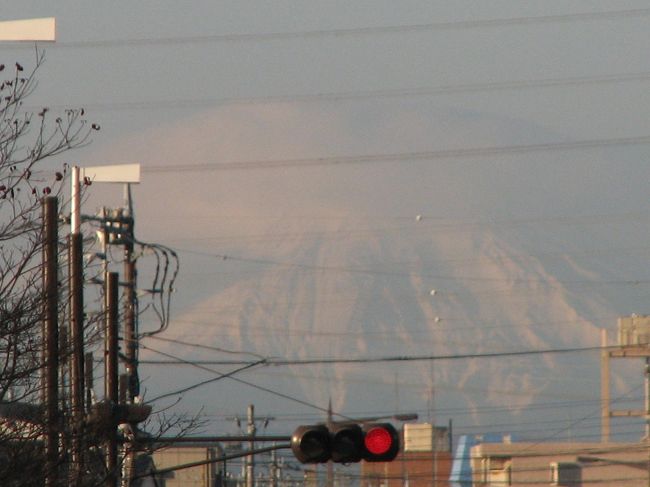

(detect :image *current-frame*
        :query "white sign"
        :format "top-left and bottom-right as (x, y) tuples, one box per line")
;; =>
(0, 18), (56, 42)
(81, 164), (141, 184)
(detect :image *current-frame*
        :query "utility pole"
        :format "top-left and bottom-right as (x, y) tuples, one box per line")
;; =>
(327, 399), (333, 487)
(645, 357), (650, 487)
(270, 446), (279, 487)
(42, 196), (60, 487)
(123, 185), (138, 402)
(75, 164), (140, 487)
(246, 405), (256, 487)
(122, 186), (138, 487)
(105, 272), (120, 487)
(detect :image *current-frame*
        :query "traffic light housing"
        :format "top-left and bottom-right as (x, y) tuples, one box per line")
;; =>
(291, 422), (399, 464)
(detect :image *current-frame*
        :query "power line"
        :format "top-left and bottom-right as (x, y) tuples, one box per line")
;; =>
(142, 345), (266, 403)
(143, 134), (650, 173)
(268, 345), (606, 365)
(170, 246), (650, 286)
(34, 70), (650, 113)
(139, 342), (609, 367)
(141, 344), (353, 421)
(24, 7), (650, 49)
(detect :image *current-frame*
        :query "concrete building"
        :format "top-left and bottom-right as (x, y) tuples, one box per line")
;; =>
(470, 441), (649, 486)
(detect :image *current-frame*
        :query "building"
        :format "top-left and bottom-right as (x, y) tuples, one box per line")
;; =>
(150, 445), (224, 487)
(470, 441), (649, 486)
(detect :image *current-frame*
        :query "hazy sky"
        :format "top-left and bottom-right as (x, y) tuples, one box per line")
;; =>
(4, 1), (649, 223)
(3, 2), (650, 437)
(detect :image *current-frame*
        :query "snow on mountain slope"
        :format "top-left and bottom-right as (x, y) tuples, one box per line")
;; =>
(144, 214), (642, 438)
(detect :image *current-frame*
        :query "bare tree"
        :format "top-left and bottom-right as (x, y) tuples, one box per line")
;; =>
(0, 51), (100, 485)
(0, 52), (203, 487)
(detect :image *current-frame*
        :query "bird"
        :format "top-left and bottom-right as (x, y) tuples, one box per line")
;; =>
(15, 62), (23, 72)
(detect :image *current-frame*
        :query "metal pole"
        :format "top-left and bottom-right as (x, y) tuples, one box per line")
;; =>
(42, 196), (60, 487)
(105, 272), (119, 487)
(247, 405), (256, 487)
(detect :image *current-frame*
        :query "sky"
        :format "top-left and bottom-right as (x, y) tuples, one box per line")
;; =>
(3, 1), (650, 441)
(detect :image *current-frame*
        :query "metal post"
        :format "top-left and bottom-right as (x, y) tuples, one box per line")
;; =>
(247, 405), (256, 487)
(106, 272), (120, 486)
(42, 196), (60, 487)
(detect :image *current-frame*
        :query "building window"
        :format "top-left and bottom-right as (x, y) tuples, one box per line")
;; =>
(481, 457), (512, 486)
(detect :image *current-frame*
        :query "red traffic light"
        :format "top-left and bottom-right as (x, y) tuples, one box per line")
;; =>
(362, 423), (399, 462)
(364, 426), (393, 455)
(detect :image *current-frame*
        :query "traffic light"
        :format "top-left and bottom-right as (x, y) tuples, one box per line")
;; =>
(291, 422), (399, 464)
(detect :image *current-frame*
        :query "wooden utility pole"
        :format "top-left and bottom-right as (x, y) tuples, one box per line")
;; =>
(105, 272), (120, 486)
(43, 196), (60, 487)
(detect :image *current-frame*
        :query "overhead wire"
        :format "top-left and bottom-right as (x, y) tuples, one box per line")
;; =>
(29, 70), (650, 113)
(141, 343), (353, 421)
(140, 340), (630, 438)
(169, 246), (650, 287)
(20, 7), (650, 49)
(143, 134), (650, 173)
(143, 344), (266, 403)
(139, 336), (610, 366)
